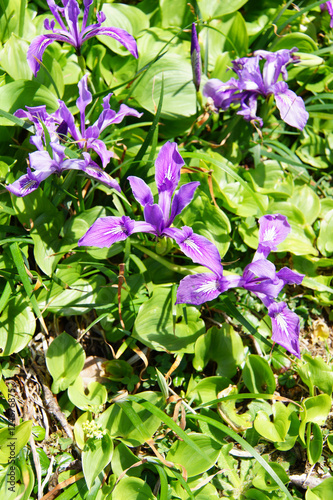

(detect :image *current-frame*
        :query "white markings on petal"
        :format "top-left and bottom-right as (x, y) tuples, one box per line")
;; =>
(262, 226), (277, 242)
(22, 179), (38, 194)
(104, 225), (125, 236)
(275, 313), (289, 338)
(183, 237), (203, 255)
(196, 280), (219, 294)
(165, 164), (173, 180)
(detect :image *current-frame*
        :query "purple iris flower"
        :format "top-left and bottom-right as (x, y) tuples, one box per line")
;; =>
(203, 48), (309, 130)
(54, 75), (143, 168)
(321, 2), (333, 28)
(191, 23), (201, 92)
(28, 0), (138, 76)
(6, 142), (119, 197)
(176, 214), (304, 358)
(78, 142), (222, 271)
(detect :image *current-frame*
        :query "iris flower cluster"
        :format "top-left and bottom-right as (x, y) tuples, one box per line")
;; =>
(28, 0), (138, 76)
(176, 214), (304, 358)
(6, 76), (142, 197)
(203, 48), (308, 130)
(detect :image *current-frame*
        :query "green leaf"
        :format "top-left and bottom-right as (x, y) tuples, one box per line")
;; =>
(98, 392), (165, 447)
(159, 0), (188, 28)
(290, 185), (321, 226)
(306, 477), (333, 500)
(298, 354), (333, 396)
(166, 433), (221, 477)
(133, 286), (205, 353)
(225, 12), (248, 57)
(46, 332), (85, 394)
(242, 355), (276, 394)
(0, 421), (32, 464)
(317, 209), (333, 256)
(187, 376), (232, 405)
(67, 378), (107, 411)
(132, 54), (196, 119)
(0, 295), (35, 356)
(0, 80), (58, 126)
(299, 394), (332, 446)
(271, 32), (318, 52)
(307, 422), (323, 465)
(0, 34), (32, 80)
(110, 476), (155, 499)
(103, 360), (133, 381)
(254, 402), (291, 443)
(82, 434), (113, 490)
(252, 461), (289, 492)
(197, 0), (248, 20)
(193, 324), (244, 378)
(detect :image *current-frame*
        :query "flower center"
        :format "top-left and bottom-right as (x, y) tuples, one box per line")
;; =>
(275, 313), (289, 337)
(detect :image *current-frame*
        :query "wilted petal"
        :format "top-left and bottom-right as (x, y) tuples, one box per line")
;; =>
(57, 101), (80, 141)
(169, 181), (200, 224)
(273, 84), (308, 130)
(176, 273), (222, 305)
(128, 176), (154, 207)
(203, 78), (239, 110)
(166, 226), (224, 276)
(276, 267), (305, 286)
(78, 215), (136, 247)
(238, 93), (262, 125)
(82, 26), (138, 58)
(29, 150), (55, 172)
(268, 301), (301, 358)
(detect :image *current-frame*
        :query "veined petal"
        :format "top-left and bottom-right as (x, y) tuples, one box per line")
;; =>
(273, 85), (309, 130)
(203, 78), (239, 110)
(243, 258), (277, 282)
(253, 214), (290, 260)
(6, 168), (51, 197)
(78, 215), (136, 247)
(176, 273), (222, 305)
(77, 75), (92, 134)
(276, 267), (304, 286)
(63, 0), (81, 47)
(57, 101), (80, 141)
(27, 34), (72, 76)
(268, 301), (301, 358)
(166, 226), (224, 276)
(169, 181), (200, 224)
(96, 100), (142, 134)
(86, 138), (114, 168)
(29, 150), (56, 172)
(143, 203), (164, 235)
(238, 92), (262, 125)
(82, 26), (138, 58)
(79, 160), (121, 191)
(128, 176), (154, 207)
(155, 142), (184, 219)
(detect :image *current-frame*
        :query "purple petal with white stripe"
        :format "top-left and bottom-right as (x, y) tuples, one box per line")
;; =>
(176, 273), (223, 305)
(166, 226), (224, 276)
(268, 301), (301, 358)
(78, 215), (137, 247)
(273, 83), (309, 130)
(254, 214), (290, 260)
(6, 168), (52, 197)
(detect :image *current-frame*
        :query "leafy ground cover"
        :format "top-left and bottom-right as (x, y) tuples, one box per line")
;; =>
(0, 0), (333, 498)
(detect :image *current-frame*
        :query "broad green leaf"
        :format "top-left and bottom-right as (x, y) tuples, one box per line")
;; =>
(254, 402), (291, 442)
(290, 185), (320, 226)
(110, 476), (155, 499)
(193, 324), (244, 378)
(245, 161), (293, 198)
(317, 209), (333, 256)
(67, 378), (107, 411)
(187, 376), (232, 405)
(242, 355), (276, 394)
(31, 211), (65, 276)
(98, 4), (149, 56)
(197, 0), (248, 20)
(0, 35), (32, 80)
(271, 32), (318, 52)
(306, 477), (333, 500)
(252, 461), (289, 492)
(132, 54), (196, 119)
(111, 442), (142, 477)
(98, 392), (164, 447)
(82, 434), (113, 489)
(166, 433), (221, 477)
(225, 12), (248, 57)
(298, 354), (333, 396)
(103, 360), (133, 381)
(0, 80), (58, 126)
(133, 286), (205, 353)
(46, 332), (85, 394)
(299, 394), (332, 445)
(307, 423), (323, 465)
(0, 421), (32, 464)
(160, 0), (188, 27)
(0, 296), (35, 356)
